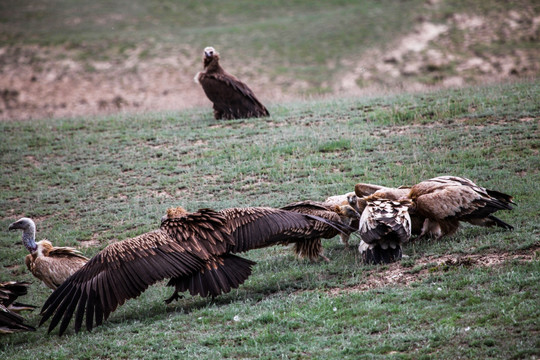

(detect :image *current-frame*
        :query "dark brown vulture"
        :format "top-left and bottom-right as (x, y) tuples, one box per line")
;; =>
(358, 196), (413, 264)
(280, 201), (361, 260)
(408, 176), (515, 240)
(195, 46), (270, 120)
(9, 218), (89, 290)
(0, 281), (36, 334)
(40, 206), (344, 335)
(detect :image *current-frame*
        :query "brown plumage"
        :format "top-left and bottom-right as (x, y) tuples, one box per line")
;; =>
(354, 176), (515, 240)
(195, 46), (270, 120)
(0, 281), (36, 334)
(408, 176), (515, 239)
(8, 218), (89, 290)
(40, 206), (340, 335)
(280, 200), (361, 260)
(358, 196), (413, 264)
(354, 183), (424, 235)
(324, 192), (365, 245)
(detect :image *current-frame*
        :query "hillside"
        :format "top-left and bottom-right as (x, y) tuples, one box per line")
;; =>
(0, 0), (538, 120)
(1, 81), (539, 359)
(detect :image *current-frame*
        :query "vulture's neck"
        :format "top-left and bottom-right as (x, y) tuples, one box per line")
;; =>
(204, 57), (224, 74)
(22, 226), (38, 253)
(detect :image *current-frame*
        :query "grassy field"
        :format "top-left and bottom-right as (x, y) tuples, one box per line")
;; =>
(1, 80), (539, 359)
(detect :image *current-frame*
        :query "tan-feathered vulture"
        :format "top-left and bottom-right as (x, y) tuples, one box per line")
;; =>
(358, 196), (413, 264)
(408, 176), (515, 240)
(8, 218), (89, 290)
(0, 281), (36, 334)
(195, 46), (270, 120)
(40, 206), (343, 335)
(280, 201), (361, 260)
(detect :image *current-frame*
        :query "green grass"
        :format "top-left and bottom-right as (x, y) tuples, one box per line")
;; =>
(1, 81), (539, 359)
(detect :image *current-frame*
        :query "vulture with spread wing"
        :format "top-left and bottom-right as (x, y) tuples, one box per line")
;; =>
(40, 206), (343, 335)
(280, 201), (360, 259)
(9, 218), (89, 290)
(408, 176), (515, 239)
(357, 196), (413, 264)
(0, 281), (36, 334)
(195, 46), (269, 120)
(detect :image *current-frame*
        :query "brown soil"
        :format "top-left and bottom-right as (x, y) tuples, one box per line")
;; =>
(327, 245), (539, 295)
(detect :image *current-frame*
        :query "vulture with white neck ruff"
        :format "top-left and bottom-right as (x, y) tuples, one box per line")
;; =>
(195, 46), (269, 120)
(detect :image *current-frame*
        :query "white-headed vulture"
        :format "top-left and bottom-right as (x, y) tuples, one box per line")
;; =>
(9, 218), (89, 290)
(195, 46), (270, 120)
(40, 206), (344, 335)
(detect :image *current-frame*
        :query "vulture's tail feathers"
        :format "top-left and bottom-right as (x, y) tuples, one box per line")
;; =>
(167, 254), (256, 300)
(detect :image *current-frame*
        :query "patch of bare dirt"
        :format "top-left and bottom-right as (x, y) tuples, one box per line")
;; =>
(335, 7), (539, 95)
(327, 247), (539, 296)
(0, 44), (293, 121)
(1, 6), (538, 121)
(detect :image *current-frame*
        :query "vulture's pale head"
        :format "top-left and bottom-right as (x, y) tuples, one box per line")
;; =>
(204, 46), (218, 58)
(9, 217), (37, 253)
(8, 217), (35, 232)
(203, 46), (220, 68)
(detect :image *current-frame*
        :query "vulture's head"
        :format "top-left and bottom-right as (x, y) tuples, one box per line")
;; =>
(8, 217), (35, 232)
(161, 207), (189, 223)
(203, 46), (219, 67)
(337, 205), (362, 220)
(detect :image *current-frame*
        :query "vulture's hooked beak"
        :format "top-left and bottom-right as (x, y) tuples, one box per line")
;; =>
(8, 222), (17, 231)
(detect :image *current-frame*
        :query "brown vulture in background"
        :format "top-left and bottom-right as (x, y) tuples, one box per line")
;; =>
(408, 176), (515, 240)
(195, 46), (270, 120)
(40, 206), (346, 335)
(357, 196), (413, 264)
(8, 218), (89, 290)
(0, 281), (36, 334)
(280, 200), (361, 260)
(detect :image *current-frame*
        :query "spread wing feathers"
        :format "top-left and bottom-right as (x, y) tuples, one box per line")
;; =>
(199, 74), (269, 120)
(39, 225), (228, 335)
(0, 281), (36, 334)
(220, 207), (320, 253)
(359, 199), (412, 249)
(281, 201), (343, 236)
(160, 208), (233, 257)
(166, 254), (255, 300)
(0, 304), (36, 334)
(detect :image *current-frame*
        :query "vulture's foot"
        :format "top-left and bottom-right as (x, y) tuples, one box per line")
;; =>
(164, 292), (184, 304)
